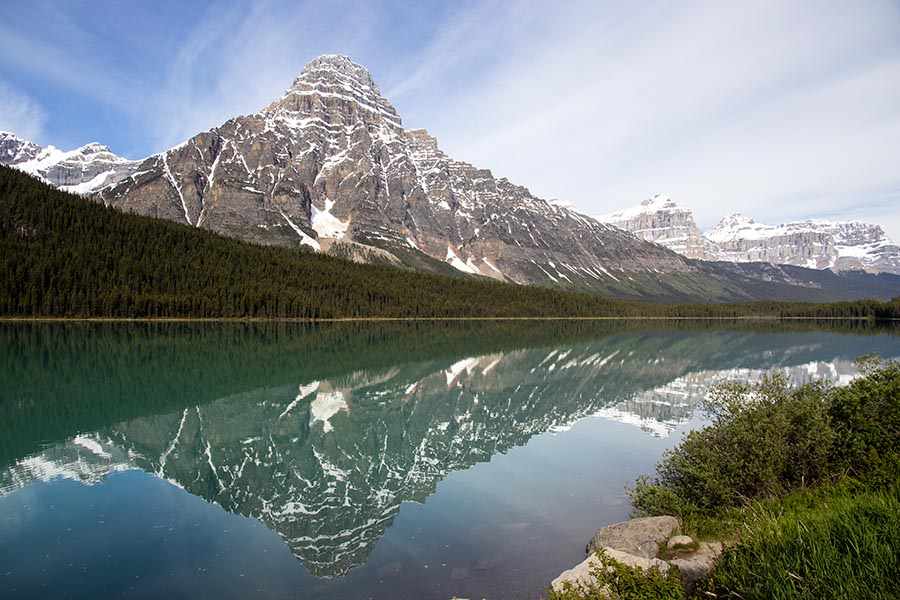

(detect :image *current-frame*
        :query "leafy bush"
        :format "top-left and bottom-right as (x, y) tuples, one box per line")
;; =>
(828, 357), (900, 479)
(630, 374), (835, 518)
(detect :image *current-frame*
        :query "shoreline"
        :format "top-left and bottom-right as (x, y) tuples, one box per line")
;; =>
(0, 316), (893, 323)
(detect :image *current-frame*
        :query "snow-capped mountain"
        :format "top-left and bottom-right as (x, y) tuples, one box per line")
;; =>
(707, 214), (900, 274)
(596, 194), (717, 260)
(0, 131), (139, 194)
(92, 54), (740, 298)
(601, 195), (900, 276)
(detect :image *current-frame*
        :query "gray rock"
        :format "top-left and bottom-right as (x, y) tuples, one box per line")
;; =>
(666, 534), (694, 549)
(706, 214), (900, 275)
(585, 515), (681, 559)
(93, 54), (731, 297)
(597, 194), (717, 260)
(0, 132), (139, 194)
(551, 547), (669, 593)
(666, 541), (723, 585)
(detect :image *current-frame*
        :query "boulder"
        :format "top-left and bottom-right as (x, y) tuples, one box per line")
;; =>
(666, 534), (694, 550)
(666, 541), (723, 585)
(551, 548), (669, 593)
(585, 515), (681, 559)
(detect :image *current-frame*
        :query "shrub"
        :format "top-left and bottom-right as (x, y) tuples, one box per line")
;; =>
(828, 358), (900, 479)
(630, 374), (834, 518)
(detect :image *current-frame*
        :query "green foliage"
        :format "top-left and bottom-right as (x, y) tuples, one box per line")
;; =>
(630, 374), (836, 518)
(627, 358), (900, 597)
(828, 359), (900, 479)
(0, 167), (624, 319)
(699, 486), (900, 600)
(546, 549), (683, 600)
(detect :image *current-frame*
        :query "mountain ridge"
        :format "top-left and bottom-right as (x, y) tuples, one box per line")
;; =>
(3, 55), (899, 301)
(80, 54), (771, 301)
(599, 195), (900, 275)
(0, 130), (139, 194)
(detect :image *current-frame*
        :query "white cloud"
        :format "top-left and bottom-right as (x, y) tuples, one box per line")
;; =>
(2, 0), (899, 241)
(390, 0), (900, 240)
(0, 82), (46, 142)
(150, 0), (381, 150)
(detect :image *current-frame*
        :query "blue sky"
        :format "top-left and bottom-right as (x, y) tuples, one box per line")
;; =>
(2, 0), (900, 239)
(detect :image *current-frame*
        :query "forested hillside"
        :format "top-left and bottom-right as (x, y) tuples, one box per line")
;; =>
(1, 166), (899, 320)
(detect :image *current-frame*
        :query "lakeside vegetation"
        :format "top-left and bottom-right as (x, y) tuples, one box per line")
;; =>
(2, 166), (899, 320)
(549, 357), (900, 599)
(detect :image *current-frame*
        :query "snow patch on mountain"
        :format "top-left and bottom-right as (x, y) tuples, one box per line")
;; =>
(603, 194), (900, 275)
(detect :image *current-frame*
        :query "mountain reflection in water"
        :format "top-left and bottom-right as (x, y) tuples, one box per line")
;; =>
(1, 321), (898, 584)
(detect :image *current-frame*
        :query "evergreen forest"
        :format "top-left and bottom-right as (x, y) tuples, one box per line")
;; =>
(2, 166), (898, 320)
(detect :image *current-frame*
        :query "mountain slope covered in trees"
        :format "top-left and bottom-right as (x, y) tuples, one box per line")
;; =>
(2, 166), (899, 319)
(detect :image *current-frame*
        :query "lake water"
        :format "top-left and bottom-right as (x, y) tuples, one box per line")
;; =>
(1, 321), (898, 599)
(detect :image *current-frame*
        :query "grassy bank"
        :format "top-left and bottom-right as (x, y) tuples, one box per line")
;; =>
(549, 357), (900, 599)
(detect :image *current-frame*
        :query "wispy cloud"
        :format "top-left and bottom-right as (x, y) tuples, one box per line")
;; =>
(1, 0), (899, 239)
(390, 0), (900, 238)
(150, 0), (383, 149)
(0, 81), (46, 142)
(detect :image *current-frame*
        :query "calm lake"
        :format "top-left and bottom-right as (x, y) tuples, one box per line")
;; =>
(2, 321), (898, 599)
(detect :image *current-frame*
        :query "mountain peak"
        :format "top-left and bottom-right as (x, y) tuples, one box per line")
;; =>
(714, 213), (755, 228)
(265, 54), (401, 128)
(640, 193), (674, 208)
(295, 54), (379, 93)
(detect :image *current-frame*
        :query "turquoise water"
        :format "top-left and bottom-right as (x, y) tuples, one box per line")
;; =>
(1, 322), (897, 598)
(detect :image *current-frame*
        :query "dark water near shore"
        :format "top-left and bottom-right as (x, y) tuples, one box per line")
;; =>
(1, 321), (898, 599)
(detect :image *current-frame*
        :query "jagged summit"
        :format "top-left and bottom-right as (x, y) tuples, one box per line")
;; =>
(640, 193), (675, 208)
(264, 54), (401, 130)
(299, 54), (379, 91)
(597, 194), (717, 260)
(0, 133), (138, 194)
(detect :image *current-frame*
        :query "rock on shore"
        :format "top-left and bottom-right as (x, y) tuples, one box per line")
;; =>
(552, 515), (722, 593)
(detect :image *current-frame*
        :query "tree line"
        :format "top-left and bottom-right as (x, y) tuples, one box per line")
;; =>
(2, 166), (898, 320)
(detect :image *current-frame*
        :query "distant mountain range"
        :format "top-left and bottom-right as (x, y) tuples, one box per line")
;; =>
(597, 194), (900, 275)
(0, 131), (138, 194)
(2, 54), (899, 302)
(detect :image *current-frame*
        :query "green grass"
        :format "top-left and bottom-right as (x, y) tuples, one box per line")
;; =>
(700, 485), (900, 599)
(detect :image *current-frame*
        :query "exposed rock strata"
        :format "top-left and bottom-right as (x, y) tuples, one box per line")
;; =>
(601, 195), (900, 276)
(597, 194), (717, 260)
(96, 55), (709, 292)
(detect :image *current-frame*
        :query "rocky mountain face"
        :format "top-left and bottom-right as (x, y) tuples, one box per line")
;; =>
(92, 55), (737, 298)
(596, 194), (717, 260)
(602, 195), (900, 276)
(706, 214), (900, 274)
(0, 131), (139, 194)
